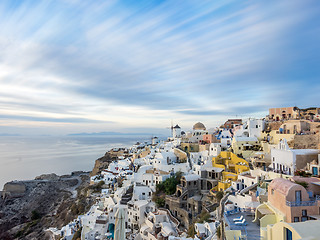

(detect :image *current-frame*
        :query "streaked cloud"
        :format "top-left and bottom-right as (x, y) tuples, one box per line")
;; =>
(0, 0), (319, 134)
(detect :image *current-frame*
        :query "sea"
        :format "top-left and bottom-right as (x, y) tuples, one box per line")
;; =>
(0, 135), (153, 190)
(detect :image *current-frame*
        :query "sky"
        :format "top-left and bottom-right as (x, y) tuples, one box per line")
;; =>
(0, 0), (319, 135)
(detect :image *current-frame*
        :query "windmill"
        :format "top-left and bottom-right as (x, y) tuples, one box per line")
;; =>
(166, 119), (174, 136)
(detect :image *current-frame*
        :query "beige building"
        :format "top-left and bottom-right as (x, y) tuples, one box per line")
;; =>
(269, 106), (320, 121)
(280, 120), (310, 134)
(267, 220), (320, 240)
(253, 178), (320, 239)
(269, 107), (300, 121)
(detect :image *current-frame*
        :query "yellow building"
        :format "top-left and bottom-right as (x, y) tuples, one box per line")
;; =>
(253, 178), (320, 239)
(211, 152), (249, 192)
(231, 136), (261, 158)
(266, 220), (320, 240)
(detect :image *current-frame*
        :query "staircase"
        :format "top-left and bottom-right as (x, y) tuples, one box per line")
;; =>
(120, 185), (133, 205)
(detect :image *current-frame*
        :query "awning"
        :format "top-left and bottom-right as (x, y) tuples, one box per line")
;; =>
(257, 207), (274, 215)
(245, 201), (260, 209)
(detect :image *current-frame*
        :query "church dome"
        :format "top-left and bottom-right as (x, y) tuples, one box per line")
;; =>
(193, 122), (206, 130)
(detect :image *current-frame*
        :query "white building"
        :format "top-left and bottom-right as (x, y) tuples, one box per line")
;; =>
(141, 169), (170, 191)
(233, 119), (266, 139)
(127, 200), (155, 230)
(132, 185), (153, 201)
(209, 143), (222, 157)
(271, 139), (320, 175)
(231, 174), (258, 191)
(190, 151), (210, 166)
(137, 209), (179, 240)
(172, 124), (181, 138)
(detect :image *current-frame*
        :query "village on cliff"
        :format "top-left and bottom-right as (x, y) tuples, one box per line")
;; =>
(49, 106), (320, 240)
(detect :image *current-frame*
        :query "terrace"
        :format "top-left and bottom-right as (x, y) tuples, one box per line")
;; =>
(286, 195), (320, 207)
(225, 210), (261, 240)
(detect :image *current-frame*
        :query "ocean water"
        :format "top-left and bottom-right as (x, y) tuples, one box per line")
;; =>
(0, 135), (150, 189)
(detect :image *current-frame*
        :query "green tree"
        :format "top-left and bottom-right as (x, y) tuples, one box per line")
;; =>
(31, 210), (41, 220)
(72, 227), (82, 240)
(216, 191), (224, 203)
(295, 180), (308, 189)
(155, 197), (165, 207)
(187, 225), (195, 237)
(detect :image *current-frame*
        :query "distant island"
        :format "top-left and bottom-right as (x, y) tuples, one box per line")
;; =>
(67, 131), (162, 136)
(0, 133), (21, 136)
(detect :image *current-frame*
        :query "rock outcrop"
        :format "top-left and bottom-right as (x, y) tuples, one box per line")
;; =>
(90, 152), (118, 176)
(0, 172), (91, 240)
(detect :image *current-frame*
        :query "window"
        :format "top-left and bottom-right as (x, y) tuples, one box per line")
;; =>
(295, 191), (302, 202)
(301, 216), (308, 222)
(285, 228), (293, 240)
(302, 209), (307, 216)
(294, 217), (299, 222)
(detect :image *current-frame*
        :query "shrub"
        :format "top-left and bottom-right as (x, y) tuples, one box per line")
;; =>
(72, 227), (82, 240)
(155, 197), (165, 207)
(31, 210), (41, 220)
(187, 225), (195, 237)
(295, 180), (309, 189)
(197, 211), (210, 223)
(216, 191), (224, 203)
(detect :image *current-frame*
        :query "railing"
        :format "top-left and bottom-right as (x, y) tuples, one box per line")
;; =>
(286, 200), (316, 207)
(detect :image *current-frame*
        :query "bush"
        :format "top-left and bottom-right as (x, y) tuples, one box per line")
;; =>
(72, 227), (82, 240)
(187, 225), (195, 237)
(31, 210), (41, 220)
(216, 191), (224, 203)
(155, 172), (182, 195)
(217, 225), (221, 238)
(294, 170), (311, 177)
(197, 211), (210, 223)
(155, 197), (165, 207)
(295, 180), (309, 189)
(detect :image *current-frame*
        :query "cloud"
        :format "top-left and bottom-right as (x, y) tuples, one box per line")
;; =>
(0, 0), (319, 133)
(0, 114), (109, 123)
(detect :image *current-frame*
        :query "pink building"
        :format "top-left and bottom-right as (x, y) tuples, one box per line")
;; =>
(202, 134), (219, 144)
(268, 178), (320, 223)
(269, 107), (299, 121)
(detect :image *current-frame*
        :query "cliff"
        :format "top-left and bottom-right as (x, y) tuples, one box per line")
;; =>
(0, 172), (93, 240)
(90, 152), (119, 176)
(293, 134), (320, 149)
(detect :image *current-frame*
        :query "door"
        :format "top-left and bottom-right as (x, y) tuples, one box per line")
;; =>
(312, 167), (318, 176)
(286, 228), (293, 240)
(295, 190), (301, 202)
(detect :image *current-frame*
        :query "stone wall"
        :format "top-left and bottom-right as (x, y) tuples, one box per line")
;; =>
(174, 148), (188, 162)
(293, 134), (320, 149)
(2, 182), (26, 198)
(296, 154), (319, 170)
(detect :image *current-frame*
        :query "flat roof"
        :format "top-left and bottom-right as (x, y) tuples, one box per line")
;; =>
(257, 207), (274, 215)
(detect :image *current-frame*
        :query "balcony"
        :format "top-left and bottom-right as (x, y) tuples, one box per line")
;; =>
(286, 200), (316, 207)
(286, 195), (320, 207)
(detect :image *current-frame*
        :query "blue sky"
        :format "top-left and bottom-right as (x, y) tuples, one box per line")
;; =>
(0, 0), (319, 135)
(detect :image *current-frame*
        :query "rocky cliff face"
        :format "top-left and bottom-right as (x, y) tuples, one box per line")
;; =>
(90, 152), (118, 176)
(0, 172), (92, 240)
(293, 134), (320, 149)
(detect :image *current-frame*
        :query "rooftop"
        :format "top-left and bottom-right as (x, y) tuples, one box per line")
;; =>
(225, 211), (260, 240)
(269, 178), (297, 196)
(287, 220), (320, 238)
(183, 174), (200, 181)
